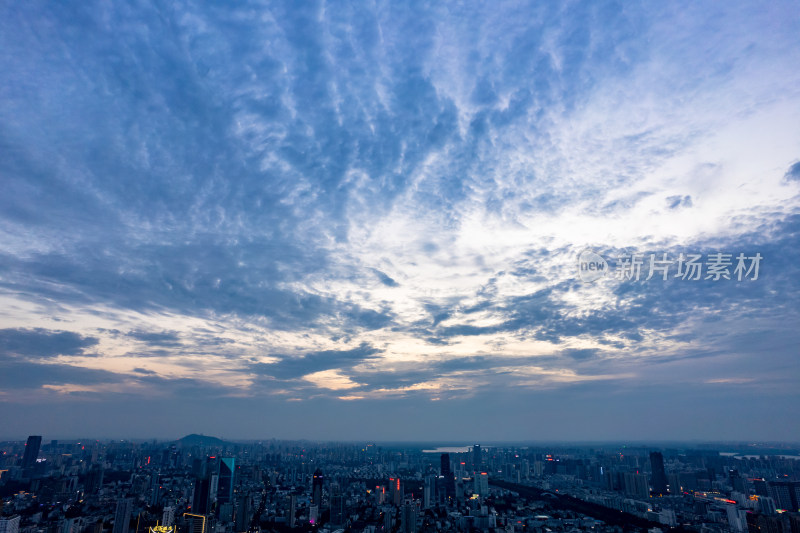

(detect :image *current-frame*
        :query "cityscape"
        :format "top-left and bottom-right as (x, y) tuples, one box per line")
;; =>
(1, 436), (800, 533)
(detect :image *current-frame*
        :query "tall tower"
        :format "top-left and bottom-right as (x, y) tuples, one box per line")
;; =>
(287, 494), (297, 528)
(472, 445), (481, 470)
(423, 476), (435, 509)
(0, 516), (21, 533)
(192, 477), (211, 515)
(22, 436), (42, 469)
(439, 454), (455, 501)
(329, 484), (345, 527)
(161, 507), (175, 528)
(649, 452), (668, 496)
(112, 499), (133, 533)
(473, 472), (488, 498)
(390, 477), (403, 506)
(402, 500), (417, 533)
(440, 454), (451, 477)
(217, 458), (235, 508)
(312, 470), (324, 509)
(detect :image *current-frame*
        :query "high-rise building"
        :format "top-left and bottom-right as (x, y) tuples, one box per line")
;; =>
(149, 472), (161, 506)
(286, 494), (297, 528)
(649, 452), (668, 496)
(208, 473), (219, 509)
(235, 493), (252, 531)
(440, 454), (451, 477)
(423, 476), (435, 509)
(473, 472), (489, 498)
(472, 445), (481, 470)
(401, 500), (417, 533)
(0, 516), (20, 533)
(184, 514), (206, 533)
(623, 472), (650, 500)
(382, 506), (393, 531)
(440, 454), (456, 501)
(85, 466), (104, 495)
(329, 484), (345, 527)
(754, 478), (769, 497)
(192, 477), (211, 515)
(112, 499), (133, 533)
(768, 481), (799, 511)
(667, 473), (682, 495)
(162, 507), (175, 528)
(390, 477), (403, 506)
(22, 436), (42, 469)
(59, 518), (77, 533)
(217, 458), (235, 509)
(312, 470), (324, 509)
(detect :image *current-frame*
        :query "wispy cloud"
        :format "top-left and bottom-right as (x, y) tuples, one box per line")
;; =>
(0, 0), (799, 439)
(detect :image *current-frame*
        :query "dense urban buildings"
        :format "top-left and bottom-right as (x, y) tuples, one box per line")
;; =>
(2, 436), (799, 533)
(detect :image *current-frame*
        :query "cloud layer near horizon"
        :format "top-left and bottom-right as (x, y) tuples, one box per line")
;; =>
(1, 0), (799, 440)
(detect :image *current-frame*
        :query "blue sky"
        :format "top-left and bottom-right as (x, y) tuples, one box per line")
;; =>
(1, 0), (799, 441)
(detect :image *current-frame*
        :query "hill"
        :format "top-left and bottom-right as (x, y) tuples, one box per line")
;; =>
(175, 433), (228, 447)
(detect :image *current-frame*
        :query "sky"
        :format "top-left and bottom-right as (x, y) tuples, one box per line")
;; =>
(1, 0), (799, 442)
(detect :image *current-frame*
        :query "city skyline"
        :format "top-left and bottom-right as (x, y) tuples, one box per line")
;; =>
(1, 1), (800, 441)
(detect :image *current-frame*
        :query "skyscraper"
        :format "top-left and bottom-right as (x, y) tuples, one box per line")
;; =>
(217, 458), (235, 509)
(312, 469), (324, 509)
(440, 454), (451, 477)
(0, 516), (21, 533)
(649, 452), (668, 496)
(390, 477), (403, 506)
(112, 499), (133, 533)
(329, 484), (345, 527)
(85, 466), (104, 495)
(235, 493), (252, 530)
(161, 507), (175, 528)
(192, 477), (211, 515)
(22, 436), (42, 469)
(287, 494), (297, 528)
(439, 454), (455, 501)
(401, 500), (417, 533)
(472, 444), (481, 469)
(474, 472), (489, 497)
(423, 476), (435, 509)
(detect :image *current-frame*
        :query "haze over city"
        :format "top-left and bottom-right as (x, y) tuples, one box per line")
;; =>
(1, 1), (800, 442)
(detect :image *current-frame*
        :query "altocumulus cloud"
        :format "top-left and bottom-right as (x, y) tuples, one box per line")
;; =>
(0, 0), (799, 440)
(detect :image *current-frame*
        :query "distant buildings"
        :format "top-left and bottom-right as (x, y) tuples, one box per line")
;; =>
(3, 436), (800, 533)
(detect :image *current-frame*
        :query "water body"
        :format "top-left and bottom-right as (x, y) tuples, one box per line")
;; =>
(721, 452), (800, 460)
(422, 446), (472, 453)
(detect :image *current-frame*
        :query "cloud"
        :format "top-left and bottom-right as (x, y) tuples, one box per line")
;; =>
(0, 360), (122, 390)
(784, 161), (800, 183)
(0, 0), (798, 439)
(666, 195), (693, 209)
(371, 269), (399, 287)
(128, 330), (181, 346)
(0, 328), (98, 359)
(252, 344), (380, 381)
